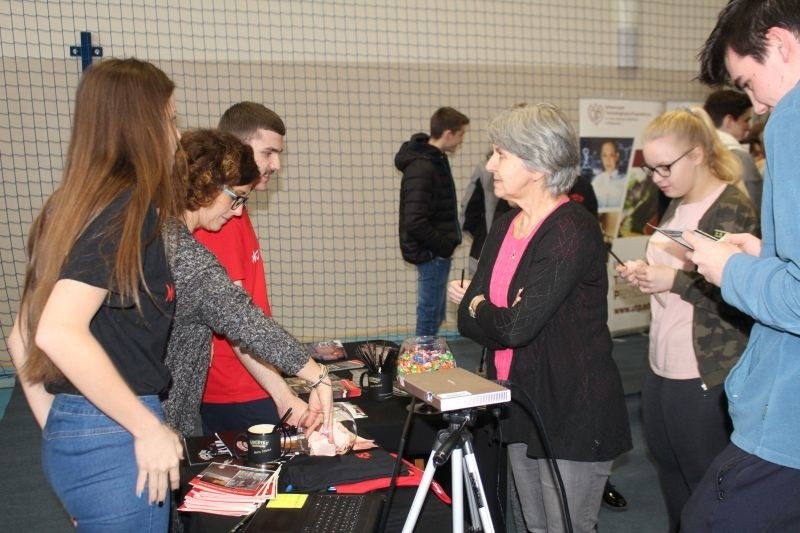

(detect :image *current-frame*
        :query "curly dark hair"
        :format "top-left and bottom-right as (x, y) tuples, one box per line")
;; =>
(179, 128), (260, 211)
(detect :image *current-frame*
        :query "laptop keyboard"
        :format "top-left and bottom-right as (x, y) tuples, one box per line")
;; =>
(301, 495), (369, 533)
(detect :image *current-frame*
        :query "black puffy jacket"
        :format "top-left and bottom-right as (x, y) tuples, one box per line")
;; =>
(395, 133), (461, 264)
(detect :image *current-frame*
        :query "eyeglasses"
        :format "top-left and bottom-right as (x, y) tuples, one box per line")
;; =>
(222, 187), (249, 210)
(640, 147), (696, 179)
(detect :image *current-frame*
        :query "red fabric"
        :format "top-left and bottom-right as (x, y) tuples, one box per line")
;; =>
(194, 210), (272, 403)
(333, 454), (451, 505)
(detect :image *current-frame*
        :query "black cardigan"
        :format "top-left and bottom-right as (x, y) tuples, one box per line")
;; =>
(458, 201), (632, 461)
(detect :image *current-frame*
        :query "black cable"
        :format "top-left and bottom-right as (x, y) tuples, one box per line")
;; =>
(499, 380), (574, 533)
(377, 397), (416, 533)
(490, 407), (507, 530)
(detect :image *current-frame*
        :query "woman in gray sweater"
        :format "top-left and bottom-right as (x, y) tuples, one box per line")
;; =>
(161, 129), (333, 438)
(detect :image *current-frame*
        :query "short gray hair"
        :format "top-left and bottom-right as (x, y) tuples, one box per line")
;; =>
(488, 104), (579, 196)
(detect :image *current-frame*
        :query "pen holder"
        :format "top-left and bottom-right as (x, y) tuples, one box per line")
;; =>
(359, 369), (394, 402)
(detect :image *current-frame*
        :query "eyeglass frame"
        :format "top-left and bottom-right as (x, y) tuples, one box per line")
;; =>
(640, 146), (696, 179)
(222, 187), (250, 210)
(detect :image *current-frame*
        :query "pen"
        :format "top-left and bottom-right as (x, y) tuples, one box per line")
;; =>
(278, 407), (293, 429)
(609, 246), (667, 307)
(607, 247), (624, 265)
(460, 268), (465, 288)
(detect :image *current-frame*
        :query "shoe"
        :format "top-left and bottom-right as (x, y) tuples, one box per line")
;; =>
(602, 481), (627, 511)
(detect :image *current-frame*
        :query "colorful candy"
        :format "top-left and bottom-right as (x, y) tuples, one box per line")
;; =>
(396, 342), (457, 376)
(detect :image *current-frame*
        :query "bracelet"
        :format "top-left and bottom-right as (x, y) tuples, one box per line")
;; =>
(308, 363), (331, 389)
(468, 294), (486, 318)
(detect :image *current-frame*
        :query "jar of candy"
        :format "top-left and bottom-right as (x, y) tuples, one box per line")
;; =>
(396, 336), (457, 376)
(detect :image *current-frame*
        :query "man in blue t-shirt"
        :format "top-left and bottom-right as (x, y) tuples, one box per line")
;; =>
(682, 1), (800, 530)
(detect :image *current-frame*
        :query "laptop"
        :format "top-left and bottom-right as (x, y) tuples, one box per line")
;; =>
(243, 493), (384, 533)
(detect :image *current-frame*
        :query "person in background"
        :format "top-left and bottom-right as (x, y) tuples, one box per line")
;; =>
(194, 103), (303, 435)
(460, 148), (498, 275)
(617, 107), (757, 532)
(6, 58), (185, 531)
(681, 1), (800, 530)
(457, 104), (631, 533)
(744, 118), (767, 175)
(397, 106), (469, 336)
(704, 89), (763, 210)
(592, 140), (628, 209)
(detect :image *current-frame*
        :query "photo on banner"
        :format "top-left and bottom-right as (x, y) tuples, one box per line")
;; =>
(579, 98), (665, 335)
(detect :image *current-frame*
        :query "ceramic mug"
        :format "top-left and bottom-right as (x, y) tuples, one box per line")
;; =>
(235, 423), (282, 466)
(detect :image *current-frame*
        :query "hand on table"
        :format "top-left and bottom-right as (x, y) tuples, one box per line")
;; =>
(277, 394), (316, 430)
(308, 382), (334, 443)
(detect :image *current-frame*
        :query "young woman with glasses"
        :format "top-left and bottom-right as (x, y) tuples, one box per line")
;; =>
(163, 128), (334, 532)
(162, 128), (333, 441)
(616, 107), (758, 533)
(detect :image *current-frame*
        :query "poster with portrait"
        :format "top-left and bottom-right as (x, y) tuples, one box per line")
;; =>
(579, 98), (665, 335)
(580, 137), (634, 211)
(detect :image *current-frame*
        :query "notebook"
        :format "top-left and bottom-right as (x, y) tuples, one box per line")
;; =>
(242, 493), (384, 533)
(397, 367), (511, 411)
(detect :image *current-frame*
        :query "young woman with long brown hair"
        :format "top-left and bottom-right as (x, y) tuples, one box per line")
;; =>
(7, 58), (186, 531)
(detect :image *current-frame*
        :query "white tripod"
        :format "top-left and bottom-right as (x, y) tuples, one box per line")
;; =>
(402, 409), (494, 533)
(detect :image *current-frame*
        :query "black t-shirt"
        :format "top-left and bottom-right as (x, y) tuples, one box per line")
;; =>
(46, 193), (175, 396)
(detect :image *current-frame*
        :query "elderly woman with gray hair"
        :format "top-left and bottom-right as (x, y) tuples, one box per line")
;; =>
(457, 104), (631, 532)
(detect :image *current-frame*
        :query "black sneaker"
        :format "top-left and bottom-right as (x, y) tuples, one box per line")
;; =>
(602, 480), (627, 511)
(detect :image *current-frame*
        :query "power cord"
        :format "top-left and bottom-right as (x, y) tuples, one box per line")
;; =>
(497, 379), (574, 533)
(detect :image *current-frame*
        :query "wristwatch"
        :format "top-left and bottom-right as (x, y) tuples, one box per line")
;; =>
(468, 295), (486, 318)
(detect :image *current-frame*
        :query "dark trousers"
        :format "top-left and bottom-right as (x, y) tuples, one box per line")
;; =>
(200, 397), (280, 434)
(640, 368), (731, 533)
(681, 443), (800, 532)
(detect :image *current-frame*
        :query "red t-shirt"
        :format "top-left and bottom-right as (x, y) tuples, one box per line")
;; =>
(195, 209), (272, 403)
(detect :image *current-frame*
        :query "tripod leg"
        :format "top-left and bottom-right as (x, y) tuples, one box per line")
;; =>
(462, 438), (495, 533)
(451, 447), (464, 533)
(461, 456), (482, 530)
(401, 449), (439, 533)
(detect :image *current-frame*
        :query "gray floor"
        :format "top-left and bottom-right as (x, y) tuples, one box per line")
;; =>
(446, 333), (668, 532)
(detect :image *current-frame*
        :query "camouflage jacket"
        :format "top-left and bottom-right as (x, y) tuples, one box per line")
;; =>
(666, 184), (759, 388)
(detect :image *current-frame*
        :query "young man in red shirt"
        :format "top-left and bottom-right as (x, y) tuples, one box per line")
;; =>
(195, 102), (312, 433)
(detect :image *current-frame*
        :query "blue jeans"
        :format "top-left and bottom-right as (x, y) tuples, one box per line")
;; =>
(42, 394), (170, 532)
(415, 257), (452, 336)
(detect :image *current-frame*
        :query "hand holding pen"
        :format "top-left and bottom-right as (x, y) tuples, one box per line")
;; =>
(448, 271), (471, 305)
(610, 247), (667, 307)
